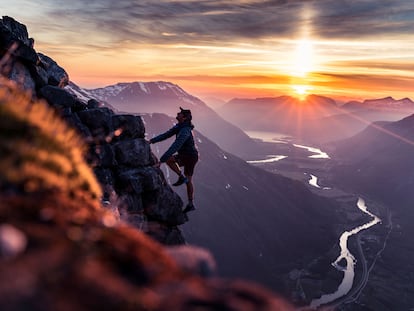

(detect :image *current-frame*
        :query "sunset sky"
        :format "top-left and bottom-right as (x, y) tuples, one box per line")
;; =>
(2, 0), (414, 102)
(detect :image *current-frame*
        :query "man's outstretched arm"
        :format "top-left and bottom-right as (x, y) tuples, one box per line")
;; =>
(159, 128), (191, 162)
(150, 126), (177, 144)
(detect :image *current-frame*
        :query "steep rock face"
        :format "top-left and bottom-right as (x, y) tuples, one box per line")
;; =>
(0, 16), (186, 245)
(0, 77), (294, 311)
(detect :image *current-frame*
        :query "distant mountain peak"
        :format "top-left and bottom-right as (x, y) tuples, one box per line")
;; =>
(341, 96), (414, 111)
(84, 81), (203, 107)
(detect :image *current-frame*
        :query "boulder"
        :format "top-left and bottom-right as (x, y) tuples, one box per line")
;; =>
(0, 16), (32, 47)
(112, 114), (145, 139)
(89, 143), (117, 167)
(63, 113), (92, 138)
(77, 107), (115, 138)
(0, 18), (38, 65)
(38, 53), (69, 87)
(39, 85), (85, 110)
(143, 187), (187, 226)
(119, 193), (144, 213)
(87, 98), (100, 109)
(8, 61), (35, 92)
(113, 138), (151, 167)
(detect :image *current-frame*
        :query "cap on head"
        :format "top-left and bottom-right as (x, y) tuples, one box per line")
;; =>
(179, 107), (192, 120)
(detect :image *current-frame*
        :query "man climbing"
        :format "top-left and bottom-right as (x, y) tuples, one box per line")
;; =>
(149, 107), (199, 213)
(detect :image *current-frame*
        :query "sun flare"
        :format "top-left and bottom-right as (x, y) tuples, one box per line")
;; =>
(292, 84), (311, 100)
(293, 39), (314, 77)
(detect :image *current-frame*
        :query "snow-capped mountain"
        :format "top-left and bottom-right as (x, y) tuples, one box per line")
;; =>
(88, 81), (203, 107)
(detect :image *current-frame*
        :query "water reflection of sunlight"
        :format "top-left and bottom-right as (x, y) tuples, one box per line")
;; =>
(293, 144), (330, 159)
(247, 155), (287, 164)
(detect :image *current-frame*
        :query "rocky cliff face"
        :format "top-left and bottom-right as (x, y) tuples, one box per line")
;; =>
(0, 16), (295, 310)
(0, 16), (187, 245)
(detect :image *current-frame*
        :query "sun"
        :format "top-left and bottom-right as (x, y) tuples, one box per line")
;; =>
(293, 85), (308, 94)
(292, 84), (312, 100)
(293, 39), (314, 77)
(289, 39), (315, 99)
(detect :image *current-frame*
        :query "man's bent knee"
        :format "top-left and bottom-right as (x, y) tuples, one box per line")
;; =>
(166, 156), (176, 164)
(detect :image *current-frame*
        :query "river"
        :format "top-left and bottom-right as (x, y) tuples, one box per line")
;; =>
(247, 155), (287, 164)
(245, 131), (381, 309)
(308, 174), (331, 190)
(310, 198), (381, 309)
(293, 144), (330, 159)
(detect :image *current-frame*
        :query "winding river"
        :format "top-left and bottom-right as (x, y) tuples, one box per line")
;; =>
(247, 155), (287, 164)
(244, 131), (382, 308)
(308, 174), (331, 190)
(293, 144), (330, 159)
(310, 198), (381, 309)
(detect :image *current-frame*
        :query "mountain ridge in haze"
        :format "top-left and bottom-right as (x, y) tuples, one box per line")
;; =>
(342, 96), (414, 111)
(219, 94), (414, 144)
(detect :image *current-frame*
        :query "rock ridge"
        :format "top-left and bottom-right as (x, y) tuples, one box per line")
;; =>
(0, 15), (187, 245)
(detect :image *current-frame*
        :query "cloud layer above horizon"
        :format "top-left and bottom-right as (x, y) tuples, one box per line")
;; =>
(7, 0), (414, 45)
(2, 0), (414, 100)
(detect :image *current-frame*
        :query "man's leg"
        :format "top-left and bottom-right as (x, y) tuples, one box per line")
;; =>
(185, 175), (194, 202)
(165, 156), (181, 176)
(183, 155), (197, 213)
(166, 156), (188, 186)
(183, 174), (195, 213)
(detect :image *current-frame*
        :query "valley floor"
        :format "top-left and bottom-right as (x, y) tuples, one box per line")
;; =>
(244, 139), (408, 310)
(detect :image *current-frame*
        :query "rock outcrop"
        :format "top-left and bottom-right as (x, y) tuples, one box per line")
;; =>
(0, 15), (187, 245)
(0, 16), (294, 310)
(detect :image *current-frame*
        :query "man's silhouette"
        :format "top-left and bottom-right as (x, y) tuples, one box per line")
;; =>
(150, 107), (199, 213)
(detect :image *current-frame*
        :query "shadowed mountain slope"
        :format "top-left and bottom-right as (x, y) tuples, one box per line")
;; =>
(143, 113), (340, 292)
(328, 114), (414, 310)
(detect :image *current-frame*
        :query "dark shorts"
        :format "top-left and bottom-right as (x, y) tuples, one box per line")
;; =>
(174, 153), (198, 176)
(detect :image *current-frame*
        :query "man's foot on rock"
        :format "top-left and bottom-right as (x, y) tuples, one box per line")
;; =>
(183, 202), (196, 213)
(173, 175), (188, 186)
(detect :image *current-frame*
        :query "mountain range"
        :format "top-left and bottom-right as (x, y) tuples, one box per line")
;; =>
(218, 95), (414, 144)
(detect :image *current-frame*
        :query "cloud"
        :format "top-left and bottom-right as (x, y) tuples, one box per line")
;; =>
(7, 0), (412, 50)
(309, 0), (414, 38)
(38, 0), (413, 46)
(313, 71), (414, 92)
